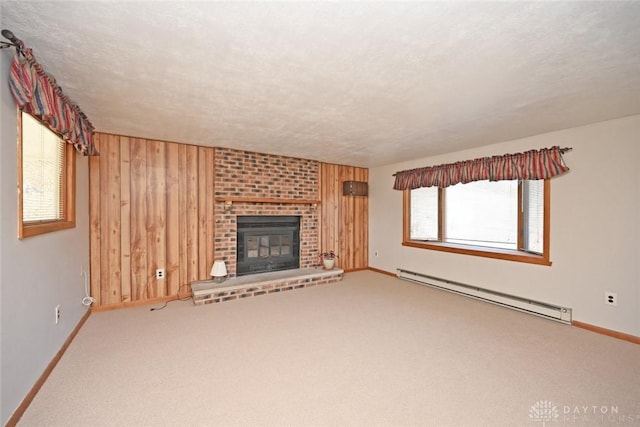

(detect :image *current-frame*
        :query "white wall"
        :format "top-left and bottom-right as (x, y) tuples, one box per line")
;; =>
(0, 49), (91, 424)
(369, 115), (640, 337)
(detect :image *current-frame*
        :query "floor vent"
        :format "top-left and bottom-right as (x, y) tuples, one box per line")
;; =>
(396, 269), (572, 324)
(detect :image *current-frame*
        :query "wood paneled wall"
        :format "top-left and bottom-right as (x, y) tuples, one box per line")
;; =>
(89, 133), (215, 308)
(320, 163), (369, 271)
(89, 134), (368, 307)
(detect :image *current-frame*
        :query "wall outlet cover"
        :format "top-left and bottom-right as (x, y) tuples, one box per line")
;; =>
(605, 292), (617, 306)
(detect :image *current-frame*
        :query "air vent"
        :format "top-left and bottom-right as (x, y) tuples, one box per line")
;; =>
(343, 181), (368, 196)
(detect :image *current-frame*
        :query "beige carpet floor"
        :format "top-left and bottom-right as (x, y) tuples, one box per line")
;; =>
(18, 271), (640, 426)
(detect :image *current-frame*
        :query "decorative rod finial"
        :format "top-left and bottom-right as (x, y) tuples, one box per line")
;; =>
(1, 29), (17, 43)
(1, 29), (20, 50)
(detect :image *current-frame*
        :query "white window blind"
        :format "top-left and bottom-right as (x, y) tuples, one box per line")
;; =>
(22, 113), (65, 223)
(523, 180), (544, 254)
(410, 186), (438, 240)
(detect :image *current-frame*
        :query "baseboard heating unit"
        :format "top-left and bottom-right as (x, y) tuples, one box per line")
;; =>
(396, 269), (572, 324)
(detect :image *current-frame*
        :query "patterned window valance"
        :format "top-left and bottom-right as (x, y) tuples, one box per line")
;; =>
(393, 146), (571, 190)
(6, 34), (98, 156)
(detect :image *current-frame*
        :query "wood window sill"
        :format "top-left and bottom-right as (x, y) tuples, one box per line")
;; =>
(402, 240), (551, 266)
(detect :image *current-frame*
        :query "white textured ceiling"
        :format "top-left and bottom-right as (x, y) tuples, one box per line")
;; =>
(2, 2), (640, 167)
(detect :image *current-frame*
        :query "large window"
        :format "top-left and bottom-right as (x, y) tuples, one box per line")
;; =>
(18, 111), (76, 238)
(404, 179), (550, 265)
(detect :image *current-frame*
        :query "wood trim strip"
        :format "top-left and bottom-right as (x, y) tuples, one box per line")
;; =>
(5, 309), (92, 427)
(344, 267), (370, 273)
(165, 142), (180, 296)
(89, 134), (102, 306)
(16, 107), (22, 237)
(130, 137), (148, 301)
(402, 240), (552, 266)
(215, 197), (321, 204)
(367, 267), (397, 277)
(402, 190), (410, 242)
(572, 321), (640, 345)
(120, 136), (132, 302)
(197, 147), (208, 279)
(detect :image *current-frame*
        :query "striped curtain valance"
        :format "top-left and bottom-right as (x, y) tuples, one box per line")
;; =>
(393, 146), (570, 190)
(7, 39), (98, 156)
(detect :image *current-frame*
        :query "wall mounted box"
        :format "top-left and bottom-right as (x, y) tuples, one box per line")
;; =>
(343, 181), (368, 196)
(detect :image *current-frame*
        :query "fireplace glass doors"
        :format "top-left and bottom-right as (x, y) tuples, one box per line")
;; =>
(236, 216), (300, 276)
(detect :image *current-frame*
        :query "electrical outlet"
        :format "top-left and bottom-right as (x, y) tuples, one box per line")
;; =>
(55, 305), (60, 324)
(605, 292), (617, 306)
(156, 269), (165, 279)
(374, 251), (379, 257)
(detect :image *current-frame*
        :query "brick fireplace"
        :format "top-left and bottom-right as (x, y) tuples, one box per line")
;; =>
(214, 148), (320, 277)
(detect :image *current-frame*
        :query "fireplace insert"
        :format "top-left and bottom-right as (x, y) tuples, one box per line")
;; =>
(236, 216), (300, 276)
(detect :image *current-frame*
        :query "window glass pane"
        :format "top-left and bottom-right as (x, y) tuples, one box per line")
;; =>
(270, 235), (281, 256)
(247, 236), (258, 258)
(259, 236), (269, 257)
(281, 235), (290, 255)
(22, 113), (65, 222)
(523, 180), (544, 254)
(445, 180), (518, 249)
(410, 187), (438, 240)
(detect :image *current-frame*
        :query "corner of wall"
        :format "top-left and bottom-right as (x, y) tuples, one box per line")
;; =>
(0, 47), (91, 425)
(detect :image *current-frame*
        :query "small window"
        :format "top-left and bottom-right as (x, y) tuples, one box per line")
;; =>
(404, 179), (550, 265)
(18, 111), (75, 238)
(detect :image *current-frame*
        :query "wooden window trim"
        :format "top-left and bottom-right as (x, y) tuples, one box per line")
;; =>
(18, 110), (76, 239)
(402, 180), (551, 266)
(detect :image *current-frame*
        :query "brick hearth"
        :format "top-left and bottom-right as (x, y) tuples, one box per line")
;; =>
(191, 268), (343, 305)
